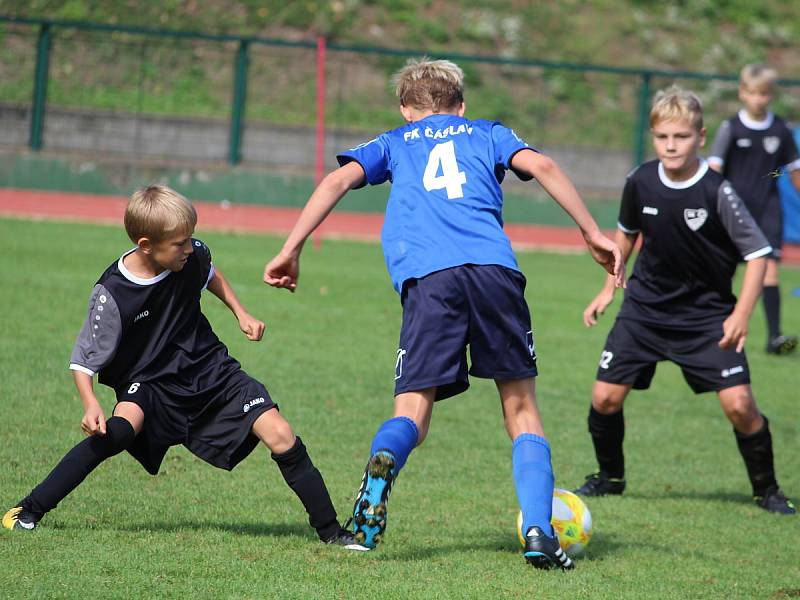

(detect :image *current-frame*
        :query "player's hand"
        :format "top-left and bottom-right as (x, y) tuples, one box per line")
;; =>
(583, 288), (616, 327)
(238, 312), (265, 341)
(264, 250), (299, 292)
(81, 403), (107, 436)
(720, 311), (748, 352)
(583, 231), (626, 289)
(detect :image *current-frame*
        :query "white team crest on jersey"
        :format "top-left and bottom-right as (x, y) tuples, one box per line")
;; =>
(684, 208), (708, 231)
(763, 136), (780, 154)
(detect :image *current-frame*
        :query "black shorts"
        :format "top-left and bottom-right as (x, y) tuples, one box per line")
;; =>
(116, 369), (277, 474)
(596, 317), (751, 394)
(395, 264), (538, 401)
(752, 196), (783, 259)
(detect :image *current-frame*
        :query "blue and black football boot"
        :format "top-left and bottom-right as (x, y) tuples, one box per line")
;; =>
(348, 450), (397, 549)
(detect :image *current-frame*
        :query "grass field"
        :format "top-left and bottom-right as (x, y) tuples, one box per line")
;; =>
(1, 218), (798, 599)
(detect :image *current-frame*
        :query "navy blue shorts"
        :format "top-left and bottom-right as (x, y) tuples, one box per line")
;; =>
(596, 317), (751, 394)
(395, 264), (538, 401)
(116, 369), (277, 474)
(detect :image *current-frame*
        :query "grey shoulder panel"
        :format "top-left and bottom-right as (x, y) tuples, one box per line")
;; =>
(708, 120), (732, 164)
(716, 181), (771, 259)
(68, 284), (123, 376)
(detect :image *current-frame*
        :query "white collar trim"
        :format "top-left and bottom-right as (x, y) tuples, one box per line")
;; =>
(117, 248), (172, 285)
(738, 109), (774, 131)
(658, 158), (708, 189)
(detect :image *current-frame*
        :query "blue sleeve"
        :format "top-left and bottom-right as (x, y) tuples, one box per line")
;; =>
(336, 134), (391, 189)
(492, 123), (535, 182)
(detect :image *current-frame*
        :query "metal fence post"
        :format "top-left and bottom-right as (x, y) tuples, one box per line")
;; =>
(633, 71), (652, 167)
(229, 39), (250, 165)
(30, 22), (52, 151)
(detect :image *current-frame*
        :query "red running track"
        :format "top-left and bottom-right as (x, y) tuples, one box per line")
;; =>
(1, 187), (799, 264)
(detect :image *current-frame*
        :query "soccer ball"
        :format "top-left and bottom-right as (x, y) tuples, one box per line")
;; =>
(516, 488), (593, 558)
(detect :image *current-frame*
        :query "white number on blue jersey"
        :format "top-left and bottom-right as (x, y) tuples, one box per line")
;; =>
(423, 141), (467, 199)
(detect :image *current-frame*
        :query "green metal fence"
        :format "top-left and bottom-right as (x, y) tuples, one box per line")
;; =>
(2, 15), (800, 169)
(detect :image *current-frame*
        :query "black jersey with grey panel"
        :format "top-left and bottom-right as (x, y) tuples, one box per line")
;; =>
(708, 111), (800, 218)
(616, 159), (772, 331)
(69, 239), (241, 398)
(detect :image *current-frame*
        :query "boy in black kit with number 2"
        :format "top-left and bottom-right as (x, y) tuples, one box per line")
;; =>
(3, 185), (360, 546)
(575, 86), (795, 515)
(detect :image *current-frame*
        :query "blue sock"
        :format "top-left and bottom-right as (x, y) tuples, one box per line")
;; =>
(370, 416), (419, 472)
(513, 433), (555, 538)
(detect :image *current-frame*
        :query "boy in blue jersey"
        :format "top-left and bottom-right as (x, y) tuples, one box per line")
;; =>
(264, 58), (623, 569)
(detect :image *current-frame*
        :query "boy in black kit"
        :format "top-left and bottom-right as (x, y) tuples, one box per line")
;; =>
(3, 185), (359, 545)
(575, 86), (795, 514)
(709, 64), (800, 355)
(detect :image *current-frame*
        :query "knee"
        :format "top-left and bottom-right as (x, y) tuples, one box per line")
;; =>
(722, 392), (760, 428)
(592, 387), (624, 414)
(102, 416), (136, 454)
(253, 409), (296, 454)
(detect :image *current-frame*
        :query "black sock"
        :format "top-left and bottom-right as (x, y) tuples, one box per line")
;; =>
(588, 406), (625, 479)
(762, 285), (781, 340)
(735, 415), (778, 497)
(23, 416), (135, 519)
(271, 437), (339, 541)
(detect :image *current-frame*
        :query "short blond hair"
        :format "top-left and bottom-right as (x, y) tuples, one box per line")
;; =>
(392, 57), (464, 112)
(650, 85), (704, 130)
(739, 64), (777, 92)
(125, 185), (197, 243)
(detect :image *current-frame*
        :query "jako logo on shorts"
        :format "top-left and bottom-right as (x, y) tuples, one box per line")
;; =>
(243, 397), (266, 413)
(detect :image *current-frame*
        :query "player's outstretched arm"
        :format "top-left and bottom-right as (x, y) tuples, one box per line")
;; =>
(207, 267), (265, 341)
(510, 150), (624, 287)
(583, 230), (637, 327)
(264, 161), (366, 292)
(720, 256), (767, 352)
(72, 370), (107, 436)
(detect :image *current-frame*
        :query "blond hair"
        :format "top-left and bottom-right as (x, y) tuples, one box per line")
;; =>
(125, 185), (197, 243)
(649, 85), (704, 130)
(392, 57), (464, 112)
(739, 64), (777, 92)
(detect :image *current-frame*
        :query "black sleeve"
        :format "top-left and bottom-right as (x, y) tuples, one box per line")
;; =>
(192, 238), (214, 289)
(617, 173), (640, 234)
(716, 181), (772, 260)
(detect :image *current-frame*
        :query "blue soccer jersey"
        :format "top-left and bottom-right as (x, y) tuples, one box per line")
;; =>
(337, 114), (534, 292)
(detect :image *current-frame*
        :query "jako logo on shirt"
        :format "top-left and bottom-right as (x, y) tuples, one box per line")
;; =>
(243, 397), (266, 413)
(721, 366), (744, 378)
(134, 310), (150, 323)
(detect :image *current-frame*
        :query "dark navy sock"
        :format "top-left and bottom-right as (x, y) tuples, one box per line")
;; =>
(271, 436), (339, 541)
(513, 433), (555, 538)
(25, 416), (135, 518)
(369, 416), (419, 473)
(588, 406), (625, 479)
(735, 415), (778, 497)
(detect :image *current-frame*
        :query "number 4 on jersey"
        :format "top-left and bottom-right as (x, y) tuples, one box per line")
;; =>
(423, 140), (467, 199)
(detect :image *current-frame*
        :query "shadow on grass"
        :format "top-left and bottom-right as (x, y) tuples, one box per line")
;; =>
(110, 520), (311, 539)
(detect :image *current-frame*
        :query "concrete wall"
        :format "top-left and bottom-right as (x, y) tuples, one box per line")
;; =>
(0, 103), (631, 196)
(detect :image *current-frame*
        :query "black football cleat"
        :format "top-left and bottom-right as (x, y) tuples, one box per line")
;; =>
(755, 487), (796, 515)
(523, 526), (574, 570)
(2, 506), (39, 531)
(766, 335), (798, 355)
(323, 527), (371, 551)
(574, 472), (626, 497)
